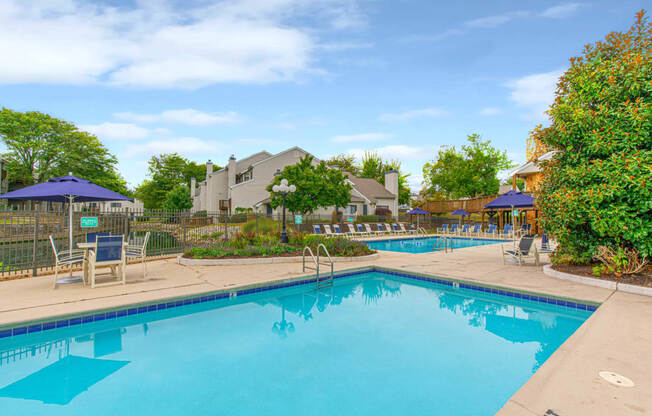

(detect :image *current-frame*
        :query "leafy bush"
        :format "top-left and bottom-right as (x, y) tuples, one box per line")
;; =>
(355, 215), (378, 223)
(538, 11), (652, 265)
(242, 217), (278, 234)
(375, 207), (392, 217)
(193, 210), (207, 218)
(185, 231), (374, 258)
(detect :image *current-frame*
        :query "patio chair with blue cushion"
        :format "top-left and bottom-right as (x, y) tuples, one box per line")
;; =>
(88, 235), (126, 288)
(539, 231), (554, 254)
(126, 231), (150, 279)
(356, 223), (369, 236)
(391, 223), (404, 234)
(501, 235), (538, 266)
(499, 224), (512, 238)
(449, 224), (459, 234)
(332, 224), (349, 238)
(460, 224), (470, 235)
(437, 223), (448, 234)
(49, 235), (87, 289)
(364, 223), (379, 235)
(485, 224), (497, 237)
(470, 224), (481, 236)
(323, 224), (335, 236)
(86, 232), (111, 243)
(312, 224), (323, 235)
(384, 223), (396, 234)
(376, 223), (389, 235)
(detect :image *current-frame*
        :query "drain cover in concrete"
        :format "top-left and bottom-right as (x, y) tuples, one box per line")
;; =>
(599, 371), (634, 387)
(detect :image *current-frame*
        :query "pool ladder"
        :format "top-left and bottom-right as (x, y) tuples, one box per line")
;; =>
(433, 236), (453, 253)
(303, 243), (334, 289)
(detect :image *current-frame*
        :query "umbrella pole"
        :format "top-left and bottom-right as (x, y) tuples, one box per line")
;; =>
(69, 195), (74, 277)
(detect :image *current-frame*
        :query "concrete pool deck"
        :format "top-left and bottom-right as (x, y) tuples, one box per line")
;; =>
(0, 241), (650, 415)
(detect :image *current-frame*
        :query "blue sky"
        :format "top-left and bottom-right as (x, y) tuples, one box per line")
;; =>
(0, 0), (646, 191)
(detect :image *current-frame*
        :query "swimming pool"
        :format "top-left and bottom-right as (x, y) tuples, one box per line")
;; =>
(0, 270), (594, 415)
(366, 236), (504, 253)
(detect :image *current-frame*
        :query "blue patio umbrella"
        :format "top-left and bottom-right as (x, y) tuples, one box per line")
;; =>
(484, 190), (534, 209)
(484, 190), (535, 242)
(406, 207), (430, 227)
(450, 208), (470, 227)
(0, 174), (132, 281)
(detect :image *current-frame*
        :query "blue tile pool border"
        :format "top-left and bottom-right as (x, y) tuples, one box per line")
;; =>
(363, 236), (506, 244)
(0, 266), (598, 339)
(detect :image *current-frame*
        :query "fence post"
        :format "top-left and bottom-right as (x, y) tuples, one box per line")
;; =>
(32, 211), (39, 277)
(182, 216), (187, 248)
(255, 213), (258, 234)
(224, 214), (229, 240)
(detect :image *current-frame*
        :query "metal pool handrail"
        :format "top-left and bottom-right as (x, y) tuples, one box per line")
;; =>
(433, 236), (453, 253)
(316, 243), (334, 289)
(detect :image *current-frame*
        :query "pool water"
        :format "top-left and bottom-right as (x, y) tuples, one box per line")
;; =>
(0, 271), (592, 415)
(366, 236), (504, 253)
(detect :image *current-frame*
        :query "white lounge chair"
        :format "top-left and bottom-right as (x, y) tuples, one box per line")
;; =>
(399, 223), (415, 235)
(364, 223), (379, 236)
(323, 224), (335, 236)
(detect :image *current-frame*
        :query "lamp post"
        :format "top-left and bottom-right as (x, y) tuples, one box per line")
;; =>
(272, 177), (296, 244)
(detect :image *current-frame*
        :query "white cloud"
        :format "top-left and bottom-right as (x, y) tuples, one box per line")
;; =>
(331, 133), (393, 143)
(540, 3), (585, 19)
(0, 0), (366, 89)
(346, 145), (427, 161)
(407, 174), (424, 192)
(114, 109), (240, 126)
(123, 137), (222, 158)
(465, 11), (529, 28)
(79, 122), (151, 140)
(479, 107), (503, 116)
(506, 69), (564, 121)
(380, 107), (449, 122)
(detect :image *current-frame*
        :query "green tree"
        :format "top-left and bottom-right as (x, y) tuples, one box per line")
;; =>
(0, 108), (130, 195)
(422, 134), (513, 199)
(163, 185), (193, 211)
(326, 154), (360, 175)
(359, 152), (412, 205)
(135, 153), (212, 209)
(266, 155), (352, 214)
(537, 10), (652, 264)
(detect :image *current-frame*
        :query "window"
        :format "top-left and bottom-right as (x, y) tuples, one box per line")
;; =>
(235, 168), (253, 184)
(363, 205), (368, 215)
(110, 202), (121, 208)
(346, 205), (357, 214)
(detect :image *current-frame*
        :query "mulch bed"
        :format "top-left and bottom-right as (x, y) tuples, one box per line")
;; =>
(553, 264), (652, 288)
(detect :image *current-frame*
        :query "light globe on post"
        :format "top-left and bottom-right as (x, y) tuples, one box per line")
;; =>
(272, 172), (295, 244)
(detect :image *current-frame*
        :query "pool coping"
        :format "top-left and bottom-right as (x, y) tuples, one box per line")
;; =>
(0, 265), (599, 340)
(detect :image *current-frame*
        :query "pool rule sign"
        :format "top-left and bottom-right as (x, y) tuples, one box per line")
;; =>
(294, 214), (303, 224)
(80, 217), (98, 228)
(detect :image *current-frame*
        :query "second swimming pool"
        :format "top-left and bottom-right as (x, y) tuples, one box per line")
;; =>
(366, 236), (504, 253)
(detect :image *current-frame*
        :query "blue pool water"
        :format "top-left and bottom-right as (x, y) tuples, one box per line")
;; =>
(366, 236), (504, 253)
(0, 271), (592, 415)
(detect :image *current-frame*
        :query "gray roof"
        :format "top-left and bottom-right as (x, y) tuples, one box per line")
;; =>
(344, 173), (395, 203)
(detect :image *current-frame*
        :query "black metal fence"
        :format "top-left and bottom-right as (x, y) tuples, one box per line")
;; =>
(0, 208), (497, 279)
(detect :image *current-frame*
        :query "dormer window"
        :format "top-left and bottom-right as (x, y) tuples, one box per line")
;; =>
(235, 167), (253, 184)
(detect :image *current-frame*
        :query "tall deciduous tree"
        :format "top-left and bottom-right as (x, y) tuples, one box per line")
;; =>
(359, 152), (412, 205)
(135, 153), (209, 209)
(163, 185), (193, 211)
(422, 134), (513, 199)
(0, 108), (130, 195)
(326, 154), (360, 175)
(537, 10), (651, 264)
(267, 155), (351, 214)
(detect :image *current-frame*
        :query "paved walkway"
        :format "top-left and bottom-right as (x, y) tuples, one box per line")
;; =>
(0, 242), (650, 415)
